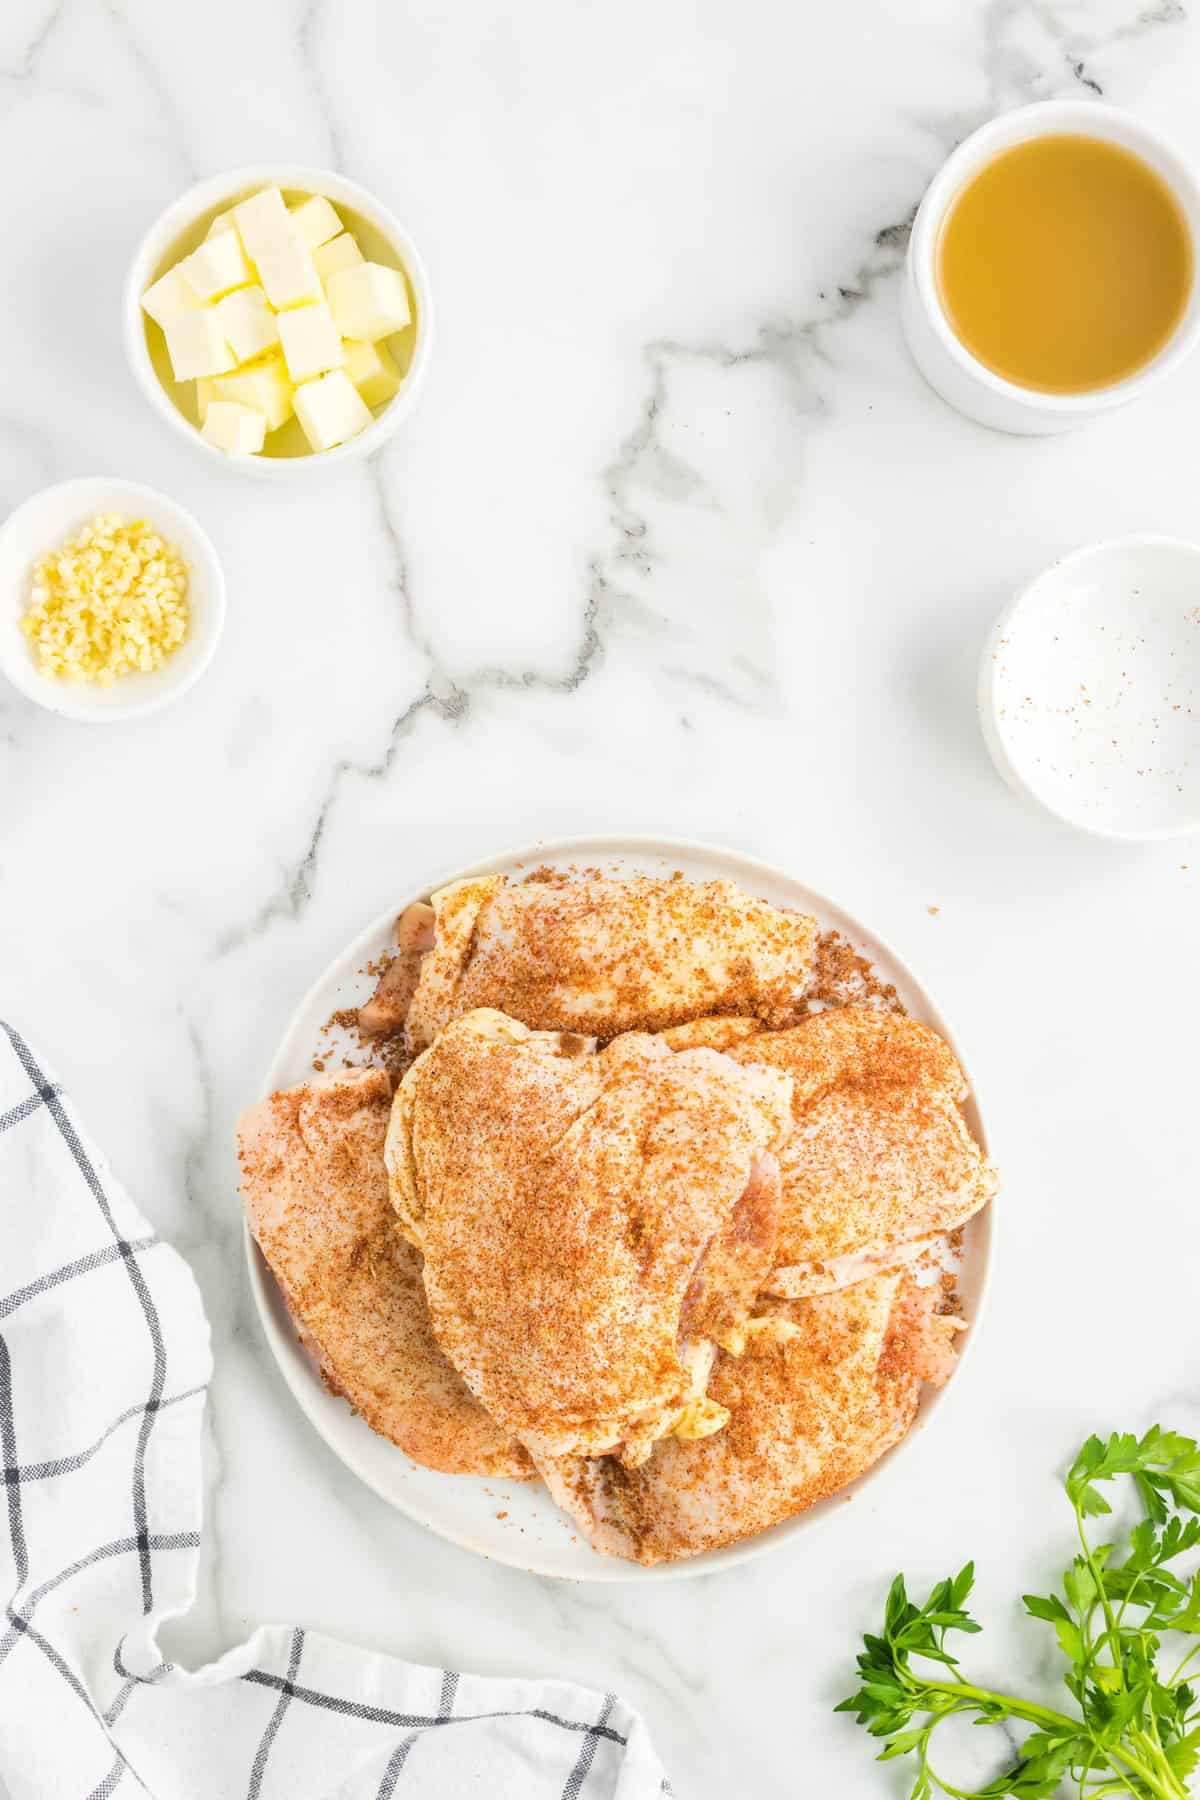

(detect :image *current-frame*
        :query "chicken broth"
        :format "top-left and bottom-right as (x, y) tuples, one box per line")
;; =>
(935, 133), (1193, 395)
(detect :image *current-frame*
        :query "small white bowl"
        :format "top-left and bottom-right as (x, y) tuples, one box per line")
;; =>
(979, 536), (1200, 839)
(0, 477), (225, 722)
(902, 102), (1200, 434)
(123, 164), (433, 476)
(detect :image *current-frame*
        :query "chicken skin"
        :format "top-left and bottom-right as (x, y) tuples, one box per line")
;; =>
(238, 1068), (532, 1480)
(394, 873), (817, 1049)
(664, 1008), (997, 1296)
(539, 1271), (961, 1563)
(386, 1010), (794, 1464)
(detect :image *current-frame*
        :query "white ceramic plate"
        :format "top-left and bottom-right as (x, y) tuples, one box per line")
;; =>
(246, 836), (994, 1581)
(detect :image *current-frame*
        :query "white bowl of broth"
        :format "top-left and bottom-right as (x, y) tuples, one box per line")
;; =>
(124, 165), (433, 473)
(901, 102), (1200, 434)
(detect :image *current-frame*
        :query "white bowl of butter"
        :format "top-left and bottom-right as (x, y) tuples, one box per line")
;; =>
(123, 164), (433, 474)
(0, 478), (225, 722)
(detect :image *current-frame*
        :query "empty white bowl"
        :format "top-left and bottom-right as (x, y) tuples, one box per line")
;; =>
(979, 536), (1200, 839)
(0, 477), (225, 722)
(123, 164), (433, 476)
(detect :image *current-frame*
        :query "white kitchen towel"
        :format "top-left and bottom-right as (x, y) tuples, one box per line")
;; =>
(0, 1023), (670, 1800)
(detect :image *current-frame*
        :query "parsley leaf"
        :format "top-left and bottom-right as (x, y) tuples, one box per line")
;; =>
(838, 1427), (1200, 1799)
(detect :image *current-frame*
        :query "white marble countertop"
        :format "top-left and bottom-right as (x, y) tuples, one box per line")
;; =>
(4, 2), (1200, 1794)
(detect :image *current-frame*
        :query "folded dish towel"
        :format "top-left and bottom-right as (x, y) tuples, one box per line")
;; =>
(0, 1023), (669, 1800)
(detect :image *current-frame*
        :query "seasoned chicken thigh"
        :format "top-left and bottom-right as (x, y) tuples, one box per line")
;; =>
(238, 1067), (532, 1480)
(540, 1272), (961, 1563)
(665, 1008), (997, 1295)
(386, 1010), (794, 1464)
(394, 873), (817, 1048)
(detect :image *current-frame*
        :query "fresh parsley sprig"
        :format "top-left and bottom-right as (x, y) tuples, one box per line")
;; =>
(837, 1428), (1200, 1799)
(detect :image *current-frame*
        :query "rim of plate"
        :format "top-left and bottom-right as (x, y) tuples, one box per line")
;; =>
(244, 834), (996, 1581)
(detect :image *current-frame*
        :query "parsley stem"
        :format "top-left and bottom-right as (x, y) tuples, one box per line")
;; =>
(913, 1673), (1075, 1734)
(914, 1676), (1185, 1800)
(1075, 1500), (1125, 1683)
(1105, 1740), (1188, 1800)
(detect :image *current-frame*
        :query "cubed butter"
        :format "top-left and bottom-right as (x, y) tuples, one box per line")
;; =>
(205, 208), (238, 240)
(231, 185), (322, 308)
(196, 376), (219, 420)
(179, 230), (254, 301)
(202, 399), (266, 456)
(141, 265), (204, 327)
(325, 262), (410, 341)
(231, 187), (290, 262)
(278, 300), (345, 381)
(293, 370), (373, 452)
(163, 309), (236, 380)
(312, 233), (364, 281)
(210, 356), (295, 432)
(343, 338), (402, 409)
(214, 285), (281, 362)
(289, 194), (342, 252)
(254, 236), (322, 310)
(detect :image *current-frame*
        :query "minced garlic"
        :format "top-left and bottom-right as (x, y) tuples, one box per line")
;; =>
(714, 1316), (802, 1357)
(670, 1395), (731, 1442)
(20, 513), (189, 685)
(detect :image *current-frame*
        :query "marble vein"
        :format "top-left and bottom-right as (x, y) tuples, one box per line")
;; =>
(101, 0), (198, 178)
(3, 0), (64, 76)
(212, 180), (929, 958)
(215, 457), (604, 953)
(296, 0), (346, 173)
(209, 0), (1172, 955)
(203, 0), (1188, 968)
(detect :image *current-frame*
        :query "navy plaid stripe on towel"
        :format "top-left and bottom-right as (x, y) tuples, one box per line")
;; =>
(0, 1024), (669, 1800)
